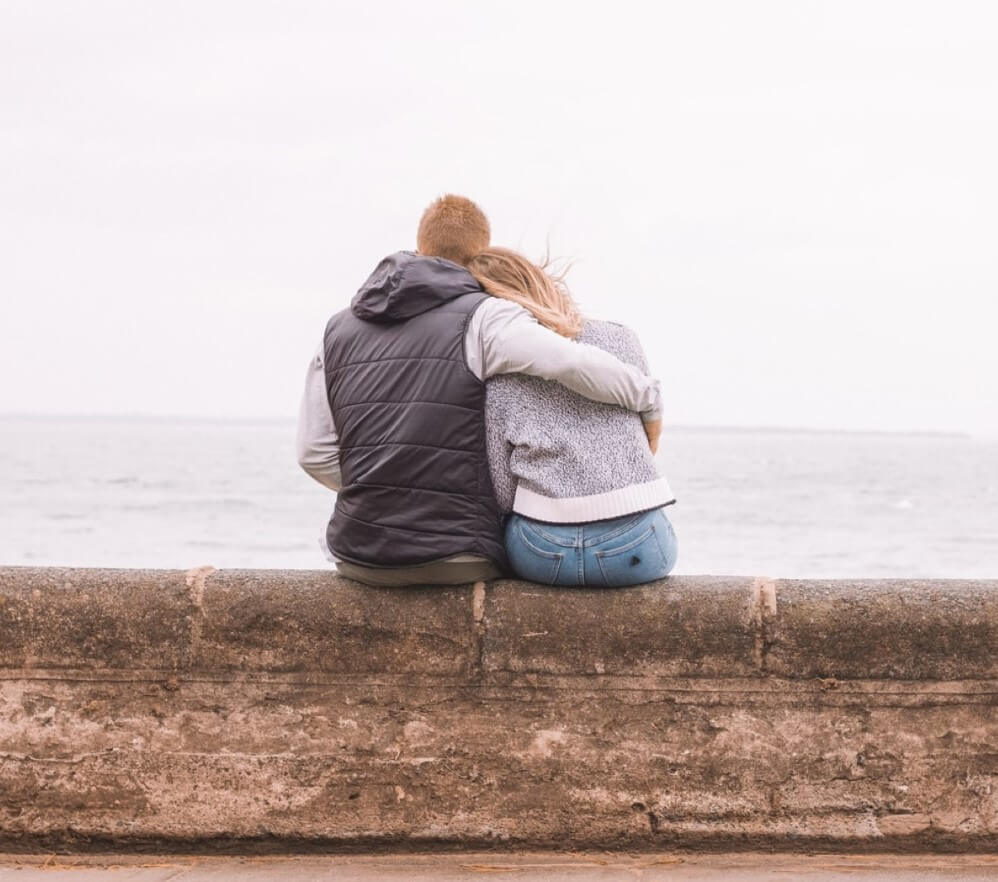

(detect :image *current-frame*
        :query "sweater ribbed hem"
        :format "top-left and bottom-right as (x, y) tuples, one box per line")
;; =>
(512, 478), (676, 524)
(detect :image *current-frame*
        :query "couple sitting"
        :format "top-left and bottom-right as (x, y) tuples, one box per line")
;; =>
(297, 195), (677, 587)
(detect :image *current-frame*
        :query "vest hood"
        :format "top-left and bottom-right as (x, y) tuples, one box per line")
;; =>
(351, 251), (484, 323)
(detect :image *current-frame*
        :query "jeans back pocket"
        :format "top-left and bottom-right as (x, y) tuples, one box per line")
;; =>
(507, 522), (565, 585)
(594, 525), (668, 587)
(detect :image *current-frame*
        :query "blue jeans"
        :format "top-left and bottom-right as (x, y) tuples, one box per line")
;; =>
(504, 508), (678, 587)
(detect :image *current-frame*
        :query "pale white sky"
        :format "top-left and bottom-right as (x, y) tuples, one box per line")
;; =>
(2, 0), (996, 435)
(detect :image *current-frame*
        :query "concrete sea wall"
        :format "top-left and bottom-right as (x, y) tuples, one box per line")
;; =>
(0, 567), (996, 852)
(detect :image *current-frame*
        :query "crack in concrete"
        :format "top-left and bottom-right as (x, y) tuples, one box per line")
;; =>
(0, 750), (123, 764)
(471, 582), (487, 682)
(183, 566), (216, 672)
(751, 578), (778, 673)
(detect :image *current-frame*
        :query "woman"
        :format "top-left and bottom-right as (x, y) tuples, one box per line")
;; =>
(467, 247), (678, 587)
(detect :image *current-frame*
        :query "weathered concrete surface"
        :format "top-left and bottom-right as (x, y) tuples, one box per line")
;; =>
(4, 853), (998, 880)
(1, 568), (997, 853)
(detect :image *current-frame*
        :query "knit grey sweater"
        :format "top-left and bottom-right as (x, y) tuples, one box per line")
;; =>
(485, 320), (675, 523)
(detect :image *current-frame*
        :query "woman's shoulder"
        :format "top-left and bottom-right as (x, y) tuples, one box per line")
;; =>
(580, 317), (638, 340)
(578, 319), (643, 364)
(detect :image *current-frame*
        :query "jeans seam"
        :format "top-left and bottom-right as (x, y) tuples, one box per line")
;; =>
(651, 526), (668, 570)
(523, 520), (579, 548)
(594, 525), (657, 559)
(596, 553), (612, 586)
(654, 522), (673, 572)
(582, 514), (647, 547)
(515, 524), (562, 560)
(550, 554), (564, 585)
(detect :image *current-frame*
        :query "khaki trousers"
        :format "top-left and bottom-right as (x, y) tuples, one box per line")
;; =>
(334, 557), (502, 587)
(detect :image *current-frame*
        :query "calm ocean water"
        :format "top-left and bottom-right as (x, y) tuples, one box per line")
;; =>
(1, 416), (996, 579)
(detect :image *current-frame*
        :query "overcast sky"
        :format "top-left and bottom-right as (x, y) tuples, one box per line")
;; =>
(2, 1), (996, 435)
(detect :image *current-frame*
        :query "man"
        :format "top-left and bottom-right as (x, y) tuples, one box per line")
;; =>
(297, 195), (662, 586)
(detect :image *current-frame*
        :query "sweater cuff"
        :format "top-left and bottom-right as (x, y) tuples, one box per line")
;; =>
(640, 384), (663, 423)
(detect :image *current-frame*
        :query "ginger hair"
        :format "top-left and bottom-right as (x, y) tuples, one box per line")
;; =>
(416, 194), (491, 266)
(467, 247), (583, 339)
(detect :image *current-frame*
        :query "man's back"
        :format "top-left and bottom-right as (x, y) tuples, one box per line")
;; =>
(323, 252), (507, 570)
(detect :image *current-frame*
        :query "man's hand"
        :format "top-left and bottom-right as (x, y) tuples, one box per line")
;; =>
(643, 418), (661, 455)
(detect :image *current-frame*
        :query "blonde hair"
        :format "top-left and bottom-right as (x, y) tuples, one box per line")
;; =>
(417, 194), (490, 266)
(467, 247), (583, 339)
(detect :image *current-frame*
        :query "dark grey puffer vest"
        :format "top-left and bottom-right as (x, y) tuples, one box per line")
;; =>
(323, 251), (508, 571)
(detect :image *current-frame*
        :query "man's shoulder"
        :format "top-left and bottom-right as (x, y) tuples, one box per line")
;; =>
(466, 295), (536, 343)
(324, 303), (353, 324)
(473, 295), (532, 321)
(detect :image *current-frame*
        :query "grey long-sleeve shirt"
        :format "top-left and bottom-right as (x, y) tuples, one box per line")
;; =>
(297, 296), (663, 495)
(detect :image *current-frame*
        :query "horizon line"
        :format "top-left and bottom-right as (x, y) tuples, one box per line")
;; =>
(0, 411), (977, 440)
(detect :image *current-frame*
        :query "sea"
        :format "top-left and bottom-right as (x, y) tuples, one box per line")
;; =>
(2, 416), (996, 579)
